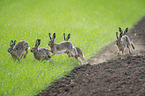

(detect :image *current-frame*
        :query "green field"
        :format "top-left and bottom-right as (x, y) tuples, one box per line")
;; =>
(0, 0), (145, 96)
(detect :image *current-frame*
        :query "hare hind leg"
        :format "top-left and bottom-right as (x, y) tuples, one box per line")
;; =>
(75, 56), (83, 65)
(78, 59), (83, 65)
(80, 55), (85, 61)
(80, 55), (89, 64)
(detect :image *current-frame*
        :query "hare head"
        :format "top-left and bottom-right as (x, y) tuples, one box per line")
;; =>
(48, 33), (56, 47)
(7, 40), (16, 53)
(116, 27), (128, 46)
(31, 39), (41, 53)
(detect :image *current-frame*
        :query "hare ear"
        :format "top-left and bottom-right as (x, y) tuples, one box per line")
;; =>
(119, 27), (123, 34)
(35, 39), (41, 47)
(10, 40), (13, 45)
(53, 33), (56, 41)
(66, 33), (70, 41)
(49, 33), (52, 40)
(116, 32), (119, 39)
(63, 33), (65, 40)
(37, 39), (41, 46)
(124, 27), (128, 35)
(14, 40), (16, 45)
(120, 32), (123, 38)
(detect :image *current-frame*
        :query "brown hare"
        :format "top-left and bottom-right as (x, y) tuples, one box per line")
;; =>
(48, 33), (76, 57)
(63, 33), (86, 64)
(31, 39), (51, 61)
(7, 40), (29, 61)
(116, 27), (135, 55)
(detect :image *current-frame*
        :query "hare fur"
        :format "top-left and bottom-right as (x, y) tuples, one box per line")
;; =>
(7, 40), (29, 61)
(48, 33), (76, 57)
(31, 39), (51, 61)
(63, 33), (85, 64)
(116, 27), (135, 55)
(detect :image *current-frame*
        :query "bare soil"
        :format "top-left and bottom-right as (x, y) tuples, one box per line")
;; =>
(37, 17), (145, 96)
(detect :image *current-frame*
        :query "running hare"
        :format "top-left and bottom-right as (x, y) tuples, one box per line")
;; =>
(7, 40), (29, 61)
(31, 39), (51, 60)
(48, 33), (76, 56)
(116, 27), (135, 55)
(63, 33), (85, 64)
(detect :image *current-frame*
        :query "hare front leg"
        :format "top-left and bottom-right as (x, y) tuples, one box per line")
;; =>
(18, 58), (20, 61)
(16, 56), (21, 61)
(78, 59), (83, 65)
(69, 51), (75, 57)
(24, 49), (28, 58)
(127, 45), (132, 55)
(70, 47), (78, 57)
(50, 50), (56, 56)
(66, 51), (71, 57)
